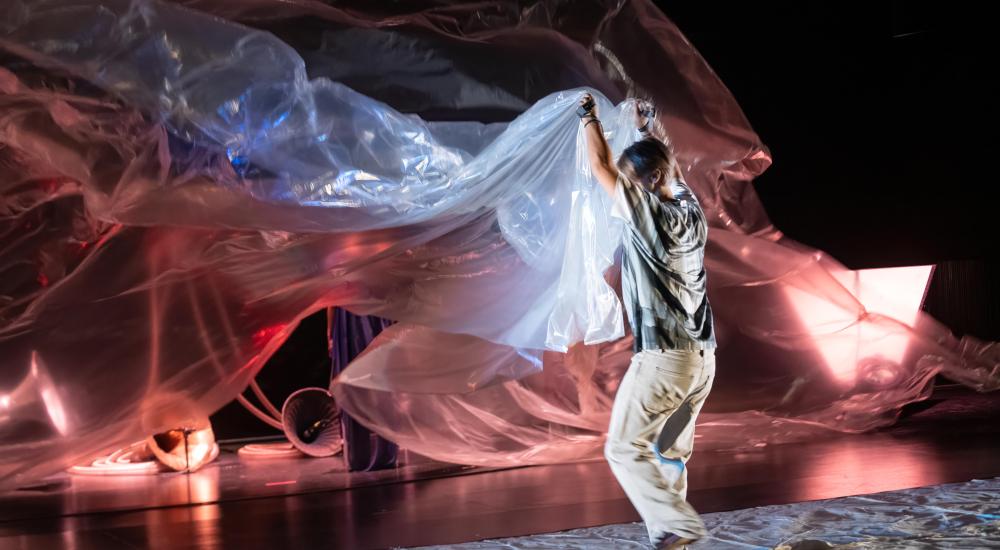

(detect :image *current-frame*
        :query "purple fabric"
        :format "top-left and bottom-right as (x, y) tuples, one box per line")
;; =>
(329, 308), (398, 471)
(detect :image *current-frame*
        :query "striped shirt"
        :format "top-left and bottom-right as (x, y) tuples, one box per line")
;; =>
(611, 174), (716, 352)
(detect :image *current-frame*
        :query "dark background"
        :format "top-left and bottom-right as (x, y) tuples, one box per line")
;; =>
(660, 1), (997, 267)
(211, 1), (1000, 440)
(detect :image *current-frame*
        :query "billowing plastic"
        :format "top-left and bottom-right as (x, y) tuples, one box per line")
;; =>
(0, 0), (997, 489)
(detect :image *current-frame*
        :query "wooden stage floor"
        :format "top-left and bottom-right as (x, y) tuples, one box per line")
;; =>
(1, 385), (998, 549)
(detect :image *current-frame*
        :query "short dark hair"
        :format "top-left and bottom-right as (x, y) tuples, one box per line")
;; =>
(616, 137), (673, 182)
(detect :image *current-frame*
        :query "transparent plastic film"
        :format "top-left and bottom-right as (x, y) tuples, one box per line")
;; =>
(1, 0), (997, 488)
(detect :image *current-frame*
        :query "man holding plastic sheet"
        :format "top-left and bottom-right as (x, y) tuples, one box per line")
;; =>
(577, 93), (717, 549)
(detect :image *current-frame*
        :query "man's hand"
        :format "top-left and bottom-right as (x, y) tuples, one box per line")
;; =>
(635, 99), (655, 134)
(578, 93), (598, 119)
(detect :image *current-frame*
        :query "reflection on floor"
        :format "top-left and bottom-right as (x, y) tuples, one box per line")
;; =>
(0, 446), (487, 522)
(1, 386), (998, 549)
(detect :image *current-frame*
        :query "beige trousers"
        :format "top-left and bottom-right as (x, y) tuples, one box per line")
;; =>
(604, 348), (716, 545)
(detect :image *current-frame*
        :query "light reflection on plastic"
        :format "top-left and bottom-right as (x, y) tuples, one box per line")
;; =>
(0, 352), (70, 436)
(252, 324), (286, 350)
(784, 265), (934, 386)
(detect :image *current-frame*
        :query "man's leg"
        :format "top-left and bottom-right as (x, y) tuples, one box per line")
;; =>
(655, 349), (715, 506)
(604, 349), (715, 546)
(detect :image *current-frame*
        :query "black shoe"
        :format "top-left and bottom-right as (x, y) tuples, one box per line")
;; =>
(656, 533), (698, 549)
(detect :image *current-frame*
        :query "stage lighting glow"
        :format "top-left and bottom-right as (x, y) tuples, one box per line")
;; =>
(784, 265), (934, 387)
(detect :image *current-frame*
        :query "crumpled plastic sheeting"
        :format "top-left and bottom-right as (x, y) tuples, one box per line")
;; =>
(0, 0), (998, 489)
(410, 477), (1000, 549)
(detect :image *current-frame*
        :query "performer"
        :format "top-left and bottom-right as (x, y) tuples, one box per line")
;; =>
(578, 93), (716, 549)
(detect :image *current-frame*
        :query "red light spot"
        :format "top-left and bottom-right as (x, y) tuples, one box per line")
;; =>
(37, 273), (49, 288)
(265, 480), (297, 487)
(251, 324), (285, 349)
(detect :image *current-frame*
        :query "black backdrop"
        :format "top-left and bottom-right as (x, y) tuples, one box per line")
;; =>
(660, 1), (997, 267)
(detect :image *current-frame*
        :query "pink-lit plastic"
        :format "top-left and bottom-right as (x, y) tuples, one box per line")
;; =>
(784, 265), (935, 386)
(0, 0), (997, 489)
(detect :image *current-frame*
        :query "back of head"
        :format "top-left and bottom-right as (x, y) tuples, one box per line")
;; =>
(616, 137), (675, 185)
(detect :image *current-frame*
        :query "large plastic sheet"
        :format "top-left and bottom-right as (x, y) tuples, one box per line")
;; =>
(414, 477), (1000, 548)
(1, 0), (998, 489)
